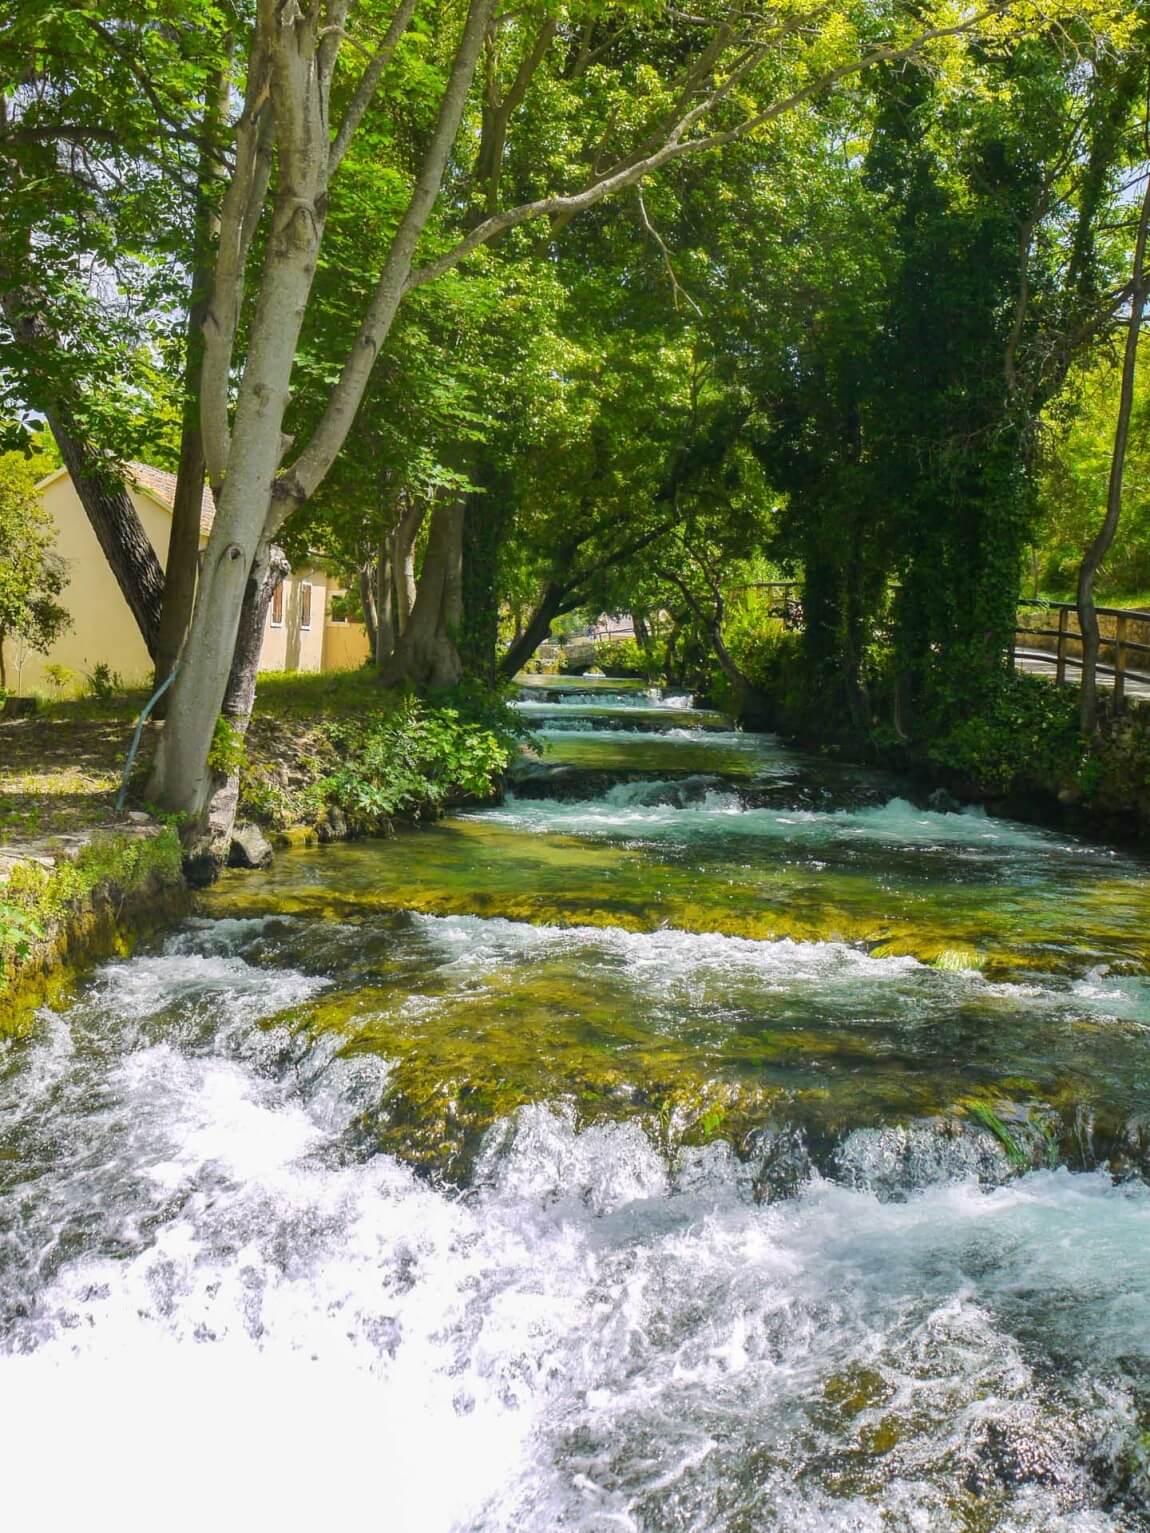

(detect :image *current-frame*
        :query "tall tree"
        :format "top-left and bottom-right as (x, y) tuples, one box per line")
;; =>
(1077, 164), (1150, 729)
(1, 3), (230, 662)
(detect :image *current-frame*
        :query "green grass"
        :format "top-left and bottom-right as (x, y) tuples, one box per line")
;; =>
(247, 666), (399, 721)
(0, 667), (392, 842)
(1, 666), (514, 848)
(1022, 589), (1150, 613)
(12, 665), (390, 727)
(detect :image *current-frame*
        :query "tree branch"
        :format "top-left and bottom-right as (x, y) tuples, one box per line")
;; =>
(280, 0), (498, 515)
(636, 184), (703, 315)
(329, 0), (419, 175)
(200, 11), (277, 491)
(405, 5), (1014, 293)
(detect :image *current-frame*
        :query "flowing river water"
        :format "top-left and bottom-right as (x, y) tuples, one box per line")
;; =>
(4, 677), (1150, 1530)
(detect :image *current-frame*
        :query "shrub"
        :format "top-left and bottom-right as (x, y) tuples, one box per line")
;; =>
(86, 662), (123, 700)
(315, 698), (512, 824)
(43, 662), (78, 695)
(925, 672), (1085, 794)
(589, 635), (667, 678)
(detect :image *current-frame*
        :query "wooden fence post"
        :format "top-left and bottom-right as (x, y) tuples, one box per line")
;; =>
(1056, 607), (1068, 685)
(1115, 613), (1128, 709)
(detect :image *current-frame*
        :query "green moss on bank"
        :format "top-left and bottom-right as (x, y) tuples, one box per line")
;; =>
(1, 827), (186, 1015)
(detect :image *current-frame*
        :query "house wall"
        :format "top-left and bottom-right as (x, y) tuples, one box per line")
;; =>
(19, 474), (367, 694)
(322, 619), (372, 672)
(259, 568), (328, 674)
(18, 477), (170, 694)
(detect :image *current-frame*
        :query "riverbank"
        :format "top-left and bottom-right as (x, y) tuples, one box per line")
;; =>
(0, 670), (518, 1004)
(1, 822), (187, 1018)
(704, 653), (1150, 853)
(0, 706), (188, 1011)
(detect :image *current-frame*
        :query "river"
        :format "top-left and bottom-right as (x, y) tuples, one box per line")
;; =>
(3, 677), (1150, 1530)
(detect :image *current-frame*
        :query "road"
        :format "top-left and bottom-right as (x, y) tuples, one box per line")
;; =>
(1014, 647), (1150, 702)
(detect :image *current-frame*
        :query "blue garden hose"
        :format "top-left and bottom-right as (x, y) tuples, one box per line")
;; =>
(115, 665), (179, 813)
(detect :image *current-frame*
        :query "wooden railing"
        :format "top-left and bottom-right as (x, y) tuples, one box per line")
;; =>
(1012, 600), (1150, 708)
(730, 581), (804, 627)
(537, 593), (1150, 705)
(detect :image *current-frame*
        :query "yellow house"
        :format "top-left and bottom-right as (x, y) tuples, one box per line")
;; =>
(17, 463), (370, 694)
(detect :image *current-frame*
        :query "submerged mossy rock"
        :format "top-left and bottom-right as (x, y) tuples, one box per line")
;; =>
(257, 963), (1150, 1191)
(204, 809), (1150, 979)
(299, 984), (787, 1179)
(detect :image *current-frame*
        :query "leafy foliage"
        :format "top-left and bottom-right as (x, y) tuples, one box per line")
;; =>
(315, 699), (512, 823)
(1037, 352), (1150, 595)
(207, 716), (247, 778)
(924, 673), (1086, 795)
(0, 453), (69, 687)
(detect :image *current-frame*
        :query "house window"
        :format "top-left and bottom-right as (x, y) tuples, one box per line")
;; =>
(271, 579), (285, 627)
(300, 581), (313, 630)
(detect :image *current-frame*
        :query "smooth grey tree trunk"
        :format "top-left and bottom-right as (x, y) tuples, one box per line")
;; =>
(181, 543), (289, 883)
(151, 0), (496, 829)
(154, 57), (230, 689)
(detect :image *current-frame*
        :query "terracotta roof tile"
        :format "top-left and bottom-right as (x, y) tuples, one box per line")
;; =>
(128, 461), (215, 536)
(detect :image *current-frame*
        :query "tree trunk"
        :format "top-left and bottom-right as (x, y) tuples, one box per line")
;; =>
(381, 498), (464, 690)
(47, 407), (166, 656)
(359, 558), (379, 662)
(154, 425), (208, 685)
(0, 292), (166, 659)
(148, 57), (334, 819)
(842, 520), (872, 732)
(181, 543), (289, 885)
(460, 466), (512, 685)
(154, 56), (230, 688)
(664, 572), (772, 723)
(663, 613), (685, 680)
(1077, 172), (1150, 733)
(374, 525), (396, 667)
(392, 497), (424, 636)
(498, 580), (568, 679)
(150, 0), (497, 814)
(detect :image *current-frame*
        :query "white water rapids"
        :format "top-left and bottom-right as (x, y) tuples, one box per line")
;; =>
(1, 928), (1149, 1531)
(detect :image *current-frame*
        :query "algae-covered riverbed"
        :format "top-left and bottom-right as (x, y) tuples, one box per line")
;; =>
(3, 679), (1150, 1530)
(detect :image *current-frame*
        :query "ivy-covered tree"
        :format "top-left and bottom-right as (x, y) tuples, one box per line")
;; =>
(0, 454), (69, 690)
